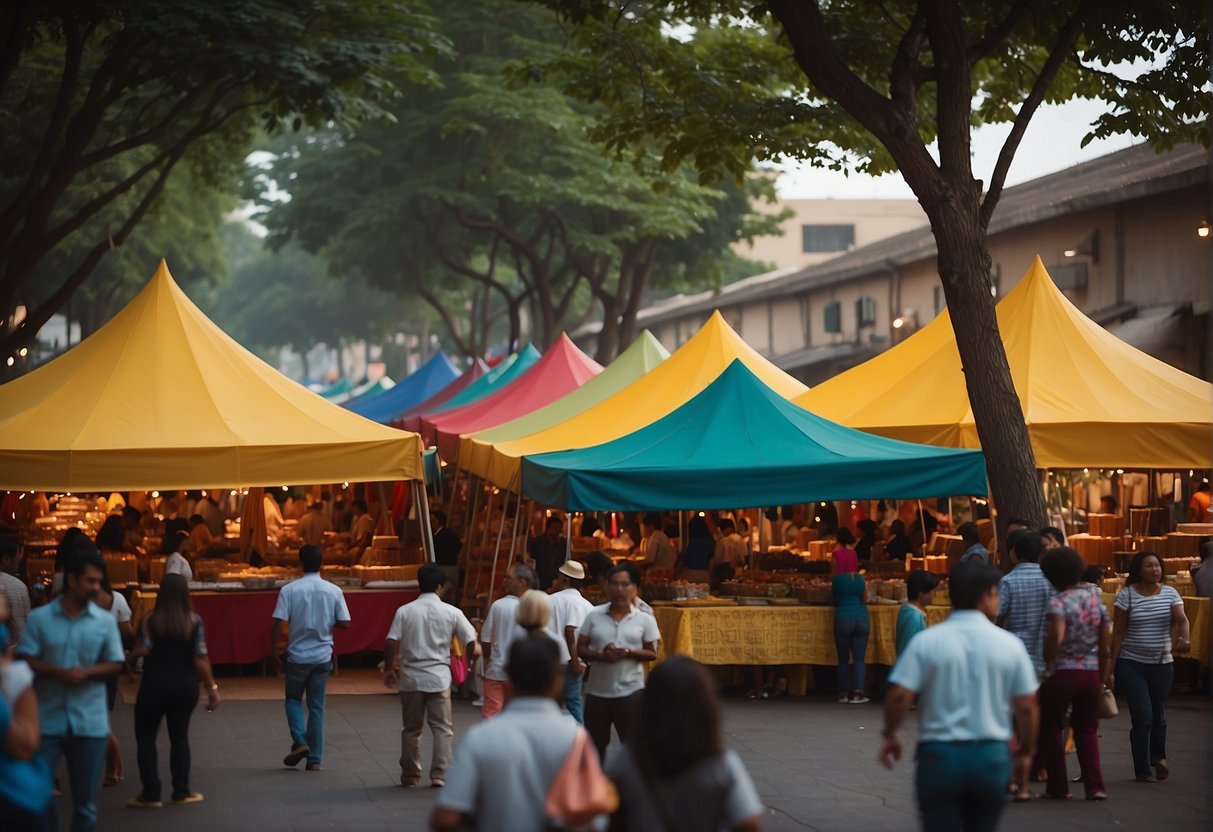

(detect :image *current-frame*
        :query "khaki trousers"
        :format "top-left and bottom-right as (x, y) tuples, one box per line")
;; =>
(399, 688), (453, 785)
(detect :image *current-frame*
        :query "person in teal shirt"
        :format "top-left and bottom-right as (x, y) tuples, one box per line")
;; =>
(0, 616), (54, 830)
(896, 570), (941, 658)
(832, 572), (870, 703)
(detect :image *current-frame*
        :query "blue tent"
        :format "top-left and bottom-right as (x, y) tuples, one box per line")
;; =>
(345, 352), (460, 424)
(522, 360), (989, 511)
(429, 344), (541, 414)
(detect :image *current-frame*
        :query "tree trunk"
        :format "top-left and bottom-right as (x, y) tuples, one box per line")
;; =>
(299, 348), (311, 381)
(929, 192), (1048, 565)
(595, 293), (620, 365)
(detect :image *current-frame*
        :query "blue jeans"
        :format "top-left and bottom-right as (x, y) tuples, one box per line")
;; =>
(916, 740), (1009, 832)
(834, 615), (870, 692)
(39, 734), (108, 832)
(564, 664), (584, 724)
(284, 659), (330, 765)
(1115, 658), (1173, 777)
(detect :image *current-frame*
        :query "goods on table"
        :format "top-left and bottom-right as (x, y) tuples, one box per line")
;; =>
(1088, 513), (1123, 537)
(103, 554), (138, 586)
(1068, 534), (1118, 568)
(642, 578), (710, 601)
(1177, 523), (1213, 535)
(353, 564), (415, 585)
(1163, 534), (1203, 558)
(927, 533), (964, 558)
(907, 555), (949, 575)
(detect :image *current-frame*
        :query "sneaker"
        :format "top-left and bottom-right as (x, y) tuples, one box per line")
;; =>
(837, 695), (850, 704)
(283, 744), (310, 767)
(431, 778), (445, 788)
(849, 695), (871, 705)
(127, 797), (162, 809)
(472, 698), (484, 707)
(172, 793), (204, 805)
(306, 763), (322, 772)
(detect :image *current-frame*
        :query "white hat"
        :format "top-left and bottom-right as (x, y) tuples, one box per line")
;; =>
(558, 561), (586, 581)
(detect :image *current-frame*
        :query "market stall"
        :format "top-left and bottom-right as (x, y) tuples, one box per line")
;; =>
(522, 360), (988, 510)
(423, 334), (602, 461)
(345, 351), (461, 423)
(458, 331), (668, 479)
(0, 260), (432, 668)
(797, 257), (1213, 469)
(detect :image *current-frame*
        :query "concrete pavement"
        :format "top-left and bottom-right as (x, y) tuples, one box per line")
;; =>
(72, 682), (1210, 831)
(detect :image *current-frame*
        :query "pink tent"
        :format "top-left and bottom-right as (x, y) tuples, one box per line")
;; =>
(424, 334), (603, 461)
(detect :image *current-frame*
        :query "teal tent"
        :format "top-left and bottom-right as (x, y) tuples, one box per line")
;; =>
(429, 344), (541, 414)
(521, 360), (988, 510)
(318, 378), (352, 399)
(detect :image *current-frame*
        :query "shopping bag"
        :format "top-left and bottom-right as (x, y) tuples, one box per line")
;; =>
(450, 638), (468, 686)
(545, 727), (617, 826)
(1096, 686), (1118, 719)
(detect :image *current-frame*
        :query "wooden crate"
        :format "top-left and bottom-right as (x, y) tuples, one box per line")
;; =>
(1068, 534), (1117, 568)
(1164, 533), (1204, 558)
(1088, 514), (1123, 537)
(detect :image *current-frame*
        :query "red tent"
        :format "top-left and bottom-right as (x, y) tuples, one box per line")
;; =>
(424, 334), (603, 461)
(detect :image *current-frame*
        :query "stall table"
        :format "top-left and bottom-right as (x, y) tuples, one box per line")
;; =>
(131, 587), (418, 665)
(655, 595), (1209, 671)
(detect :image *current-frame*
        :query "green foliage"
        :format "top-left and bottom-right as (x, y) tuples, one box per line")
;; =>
(527, 1), (1209, 183)
(0, 0), (448, 351)
(252, 0), (783, 359)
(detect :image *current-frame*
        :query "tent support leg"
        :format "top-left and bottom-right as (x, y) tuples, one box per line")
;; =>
(466, 478), (484, 603)
(504, 480), (524, 577)
(485, 481), (513, 608)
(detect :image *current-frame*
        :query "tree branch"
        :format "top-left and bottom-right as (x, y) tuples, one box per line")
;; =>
(980, 0), (1091, 226)
(889, 9), (927, 113)
(416, 283), (473, 358)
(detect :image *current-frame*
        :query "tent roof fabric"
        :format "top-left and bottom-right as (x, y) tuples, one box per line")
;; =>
(346, 352), (460, 424)
(425, 334), (603, 460)
(395, 358), (489, 430)
(319, 378), (352, 398)
(0, 261), (424, 490)
(332, 375), (394, 405)
(796, 257), (1213, 468)
(427, 344), (541, 416)
(457, 331), (670, 476)
(523, 360), (988, 511)
(481, 311), (809, 488)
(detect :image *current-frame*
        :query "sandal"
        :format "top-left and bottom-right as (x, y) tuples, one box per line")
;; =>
(1087, 791), (1107, 801)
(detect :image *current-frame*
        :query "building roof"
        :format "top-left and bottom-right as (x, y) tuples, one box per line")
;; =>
(632, 142), (1208, 328)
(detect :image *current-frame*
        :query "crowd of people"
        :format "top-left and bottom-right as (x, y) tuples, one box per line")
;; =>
(0, 507), (1204, 832)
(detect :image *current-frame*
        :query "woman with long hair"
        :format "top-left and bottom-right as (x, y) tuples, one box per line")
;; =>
(1108, 551), (1190, 782)
(1038, 546), (1109, 800)
(125, 574), (220, 807)
(606, 656), (762, 832)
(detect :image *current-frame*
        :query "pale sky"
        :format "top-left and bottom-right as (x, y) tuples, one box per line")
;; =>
(776, 98), (1141, 200)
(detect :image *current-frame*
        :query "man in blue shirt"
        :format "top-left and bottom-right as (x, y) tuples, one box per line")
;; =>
(18, 544), (124, 832)
(271, 545), (351, 771)
(957, 522), (989, 565)
(880, 561), (1039, 831)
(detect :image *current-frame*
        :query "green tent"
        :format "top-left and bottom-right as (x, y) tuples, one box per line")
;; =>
(522, 359), (989, 510)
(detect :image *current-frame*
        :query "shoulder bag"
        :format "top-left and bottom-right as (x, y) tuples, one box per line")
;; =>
(545, 727), (617, 827)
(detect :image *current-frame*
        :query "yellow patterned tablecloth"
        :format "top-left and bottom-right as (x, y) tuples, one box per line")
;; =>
(655, 596), (1209, 669)
(653, 604), (950, 667)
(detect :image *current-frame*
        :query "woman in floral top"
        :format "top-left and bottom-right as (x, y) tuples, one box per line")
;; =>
(1038, 546), (1110, 800)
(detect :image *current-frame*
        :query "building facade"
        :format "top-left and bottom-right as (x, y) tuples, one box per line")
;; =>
(585, 143), (1210, 384)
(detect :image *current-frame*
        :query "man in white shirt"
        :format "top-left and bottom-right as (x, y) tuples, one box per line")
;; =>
(431, 637), (582, 832)
(478, 563), (538, 718)
(297, 501), (333, 547)
(880, 561), (1039, 831)
(712, 519), (749, 577)
(547, 561), (594, 724)
(637, 512), (676, 571)
(578, 563), (660, 760)
(271, 545), (351, 772)
(384, 565), (478, 788)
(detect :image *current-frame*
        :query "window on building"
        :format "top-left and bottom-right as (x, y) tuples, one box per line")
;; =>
(802, 224), (855, 253)
(1049, 262), (1088, 291)
(855, 296), (876, 327)
(823, 300), (842, 334)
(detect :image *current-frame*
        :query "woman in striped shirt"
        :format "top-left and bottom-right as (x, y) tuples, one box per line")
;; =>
(1108, 552), (1191, 782)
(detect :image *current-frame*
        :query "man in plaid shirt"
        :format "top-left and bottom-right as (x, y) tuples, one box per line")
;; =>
(996, 527), (1054, 794)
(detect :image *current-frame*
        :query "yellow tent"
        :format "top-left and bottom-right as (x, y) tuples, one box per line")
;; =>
(0, 261), (424, 490)
(480, 310), (808, 488)
(796, 257), (1213, 469)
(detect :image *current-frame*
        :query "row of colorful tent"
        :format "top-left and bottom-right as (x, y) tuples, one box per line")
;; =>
(0, 258), (1208, 521)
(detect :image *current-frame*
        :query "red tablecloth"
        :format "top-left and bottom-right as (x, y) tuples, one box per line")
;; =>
(134, 588), (417, 665)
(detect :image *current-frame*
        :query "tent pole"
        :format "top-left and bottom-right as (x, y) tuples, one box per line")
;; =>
(486, 474), (518, 608)
(504, 480), (524, 576)
(416, 479), (436, 564)
(566, 512), (573, 564)
(466, 478), (484, 603)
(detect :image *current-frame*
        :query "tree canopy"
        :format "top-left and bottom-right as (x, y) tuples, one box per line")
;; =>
(528, 0), (1209, 533)
(252, 0), (780, 362)
(0, 0), (446, 357)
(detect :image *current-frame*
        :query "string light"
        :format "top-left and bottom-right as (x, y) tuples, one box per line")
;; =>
(18, 347), (27, 357)
(150, 491), (159, 499)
